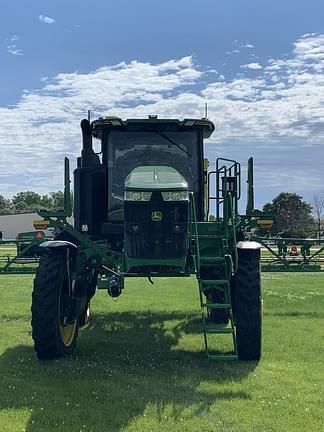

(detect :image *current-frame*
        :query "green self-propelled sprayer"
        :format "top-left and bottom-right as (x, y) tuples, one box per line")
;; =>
(31, 115), (271, 361)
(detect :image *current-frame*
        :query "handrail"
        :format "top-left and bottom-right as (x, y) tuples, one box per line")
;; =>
(189, 192), (200, 274)
(207, 158), (241, 222)
(223, 181), (229, 249)
(227, 193), (238, 273)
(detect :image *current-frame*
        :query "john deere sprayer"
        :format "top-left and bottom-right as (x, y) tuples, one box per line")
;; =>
(32, 115), (269, 361)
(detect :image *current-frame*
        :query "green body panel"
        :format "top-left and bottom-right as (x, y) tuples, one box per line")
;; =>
(124, 165), (189, 272)
(125, 257), (187, 273)
(16, 231), (45, 240)
(125, 166), (187, 191)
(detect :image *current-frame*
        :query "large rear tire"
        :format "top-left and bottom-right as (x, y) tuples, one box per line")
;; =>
(232, 247), (262, 361)
(31, 250), (78, 360)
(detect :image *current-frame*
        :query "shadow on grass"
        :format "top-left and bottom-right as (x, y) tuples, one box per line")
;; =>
(0, 311), (258, 431)
(266, 311), (324, 318)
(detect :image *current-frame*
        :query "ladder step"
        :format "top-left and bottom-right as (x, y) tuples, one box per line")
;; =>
(200, 257), (226, 265)
(197, 234), (224, 239)
(205, 327), (234, 334)
(203, 303), (231, 309)
(201, 279), (229, 287)
(208, 354), (238, 361)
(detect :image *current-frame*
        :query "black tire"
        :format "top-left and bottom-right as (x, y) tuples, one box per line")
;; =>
(232, 247), (262, 361)
(31, 250), (78, 360)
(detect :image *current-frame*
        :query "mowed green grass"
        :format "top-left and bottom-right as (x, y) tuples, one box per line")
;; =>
(0, 271), (324, 432)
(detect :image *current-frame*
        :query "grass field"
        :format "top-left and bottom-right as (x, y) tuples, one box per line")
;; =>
(0, 271), (324, 431)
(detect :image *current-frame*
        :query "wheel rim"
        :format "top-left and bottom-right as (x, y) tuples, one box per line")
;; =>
(59, 321), (77, 347)
(58, 272), (77, 347)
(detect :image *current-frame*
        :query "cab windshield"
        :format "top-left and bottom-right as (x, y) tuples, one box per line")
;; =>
(103, 130), (201, 219)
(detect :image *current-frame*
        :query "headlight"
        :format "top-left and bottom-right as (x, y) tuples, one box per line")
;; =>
(161, 191), (189, 201)
(124, 191), (152, 201)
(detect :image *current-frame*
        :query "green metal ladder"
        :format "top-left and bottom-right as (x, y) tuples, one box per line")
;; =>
(194, 223), (238, 360)
(198, 275), (238, 360)
(190, 187), (238, 360)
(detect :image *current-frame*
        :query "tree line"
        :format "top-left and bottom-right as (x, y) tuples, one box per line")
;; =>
(0, 191), (66, 215)
(0, 190), (323, 239)
(259, 192), (319, 239)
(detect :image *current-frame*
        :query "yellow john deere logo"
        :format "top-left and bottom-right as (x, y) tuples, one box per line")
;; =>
(151, 211), (162, 222)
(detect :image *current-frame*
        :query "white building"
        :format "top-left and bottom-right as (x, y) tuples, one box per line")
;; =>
(0, 213), (40, 240)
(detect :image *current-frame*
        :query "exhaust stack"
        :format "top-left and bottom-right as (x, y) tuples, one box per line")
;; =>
(80, 119), (99, 167)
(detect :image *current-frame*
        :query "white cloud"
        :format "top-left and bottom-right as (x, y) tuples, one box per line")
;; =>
(6, 35), (23, 56)
(243, 43), (254, 49)
(0, 57), (203, 194)
(39, 15), (56, 24)
(0, 34), (324, 205)
(7, 46), (23, 56)
(241, 62), (263, 70)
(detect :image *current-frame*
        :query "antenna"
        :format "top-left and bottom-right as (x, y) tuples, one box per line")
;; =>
(87, 109), (91, 122)
(204, 102), (208, 119)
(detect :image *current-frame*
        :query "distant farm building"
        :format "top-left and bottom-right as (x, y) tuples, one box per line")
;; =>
(0, 213), (74, 239)
(0, 213), (40, 239)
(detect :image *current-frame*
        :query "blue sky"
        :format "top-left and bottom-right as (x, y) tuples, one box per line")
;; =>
(1, 0), (324, 210)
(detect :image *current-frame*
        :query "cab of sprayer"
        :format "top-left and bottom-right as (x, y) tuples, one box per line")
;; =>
(73, 116), (215, 272)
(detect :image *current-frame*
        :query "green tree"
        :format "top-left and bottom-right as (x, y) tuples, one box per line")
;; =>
(50, 191), (65, 210)
(0, 195), (13, 215)
(12, 191), (43, 213)
(313, 193), (324, 240)
(40, 194), (53, 210)
(5, 190), (70, 213)
(263, 192), (315, 238)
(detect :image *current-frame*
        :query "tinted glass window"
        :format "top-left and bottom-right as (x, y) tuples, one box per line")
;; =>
(104, 130), (200, 219)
